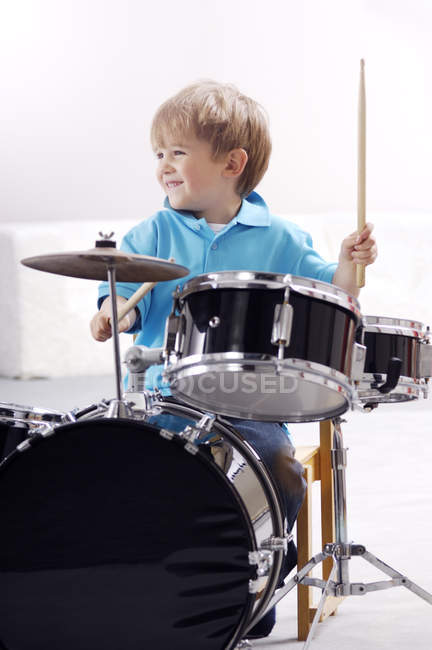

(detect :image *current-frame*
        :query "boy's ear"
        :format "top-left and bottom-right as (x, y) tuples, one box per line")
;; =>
(222, 148), (248, 178)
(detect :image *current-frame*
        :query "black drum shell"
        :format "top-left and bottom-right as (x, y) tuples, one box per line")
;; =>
(181, 287), (359, 376)
(363, 331), (420, 379)
(0, 423), (27, 461)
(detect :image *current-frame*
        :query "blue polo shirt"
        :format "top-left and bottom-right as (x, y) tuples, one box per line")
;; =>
(98, 191), (337, 391)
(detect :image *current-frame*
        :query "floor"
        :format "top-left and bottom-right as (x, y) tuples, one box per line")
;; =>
(0, 375), (431, 649)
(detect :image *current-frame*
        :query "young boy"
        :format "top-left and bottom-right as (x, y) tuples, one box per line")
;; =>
(90, 80), (377, 639)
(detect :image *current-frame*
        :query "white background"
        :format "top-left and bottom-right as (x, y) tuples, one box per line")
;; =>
(1, 0), (431, 378)
(1, 0), (431, 223)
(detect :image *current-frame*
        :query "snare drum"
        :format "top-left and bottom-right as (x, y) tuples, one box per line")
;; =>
(0, 401), (284, 650)
(357, 316), (431, 404)
(164, 271), (364, 422)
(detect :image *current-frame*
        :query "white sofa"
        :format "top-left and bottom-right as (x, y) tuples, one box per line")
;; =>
(0, 212), (430, 378)
(0, 220), (136, 378)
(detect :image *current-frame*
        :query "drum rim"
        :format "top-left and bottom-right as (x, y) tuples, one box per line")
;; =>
(165, 355), (355, 422)
(151, 399), (285, 630)
(177, 271), (362, 321)
(357, 374), (428, 402)
(363, 315), (427, 337)
(356, 380), (425, 403)
(0, 401), (64, 425)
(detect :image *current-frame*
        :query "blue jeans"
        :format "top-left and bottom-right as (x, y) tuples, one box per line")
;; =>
(149, 407), (306, 584)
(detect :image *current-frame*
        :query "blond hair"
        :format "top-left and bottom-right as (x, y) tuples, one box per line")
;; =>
(151, 81), (271, 198)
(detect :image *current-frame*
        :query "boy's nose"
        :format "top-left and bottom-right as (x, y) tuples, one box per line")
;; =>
(160, 158), (175, 173)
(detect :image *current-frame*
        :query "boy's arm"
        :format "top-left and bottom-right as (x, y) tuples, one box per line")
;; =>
(93, 217), (158, 340)
(90, 296), (137, 342)
(332, 222), (377, 297)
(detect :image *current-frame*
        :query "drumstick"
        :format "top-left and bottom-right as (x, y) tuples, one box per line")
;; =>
(356, 58), (366, 288)
(116, 257), (175, 323)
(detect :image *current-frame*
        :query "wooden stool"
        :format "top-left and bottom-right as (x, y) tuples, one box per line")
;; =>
(294, 420), (344, 641)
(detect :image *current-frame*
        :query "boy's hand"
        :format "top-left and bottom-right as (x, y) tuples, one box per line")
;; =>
(90, 297), (136, 342)
(339, 222), (377, 267)
(90, 311), (113, 342)
(333, 222), (377, 296)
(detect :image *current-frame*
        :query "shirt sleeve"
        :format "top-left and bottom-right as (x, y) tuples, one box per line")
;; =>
(97, 217), (158, 330)
(291, 228), (337, 284)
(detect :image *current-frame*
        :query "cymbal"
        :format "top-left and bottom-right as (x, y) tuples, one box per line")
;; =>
(21, 247), (190, 282)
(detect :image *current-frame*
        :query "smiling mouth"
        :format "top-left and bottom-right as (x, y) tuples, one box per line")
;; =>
(166, 181), (183, 189)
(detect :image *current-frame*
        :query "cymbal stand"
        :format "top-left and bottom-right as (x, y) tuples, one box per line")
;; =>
(245, 416), (432, 648)
(105, 264), (132, 418)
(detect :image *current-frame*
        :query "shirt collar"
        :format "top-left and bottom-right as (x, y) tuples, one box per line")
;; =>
(234, 191), (270, 226)
(163, 191), (270, 228)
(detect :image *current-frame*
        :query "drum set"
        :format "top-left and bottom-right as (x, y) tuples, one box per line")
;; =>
(0, 236), (431, 650)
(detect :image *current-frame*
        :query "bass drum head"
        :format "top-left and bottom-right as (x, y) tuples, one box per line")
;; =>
(0, 418), (255, 650)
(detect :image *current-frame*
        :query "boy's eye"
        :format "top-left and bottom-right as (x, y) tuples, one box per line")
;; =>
(173, 150), (185, 156)
(156, 152), (164, 159)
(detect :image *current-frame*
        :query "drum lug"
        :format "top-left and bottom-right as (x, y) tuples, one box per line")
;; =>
(180, 413), (216, 446)
(260, 533), (293, 553)
(184, 441), (199, 455)
(163, 313), (180, 358)
(159, 428), (175, 441)
(163, 313), (185, 362)
(27, 422), (56, 440)
(62, 408), (79, 423)
(16, 439), (33, 452)
(419, 339), (432, 379)
(248, 549), (274, 584)
(271, 288), (293, 358)
(351, 342), (366, 380)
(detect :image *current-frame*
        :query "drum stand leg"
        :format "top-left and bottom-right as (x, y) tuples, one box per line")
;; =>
(244, 417), (432, 648)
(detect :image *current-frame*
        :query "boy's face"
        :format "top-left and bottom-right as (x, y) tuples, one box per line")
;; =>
(154, 130), (237, 221)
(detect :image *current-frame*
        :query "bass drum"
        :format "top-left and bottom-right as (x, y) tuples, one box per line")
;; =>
(0, 401), (284, 650)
